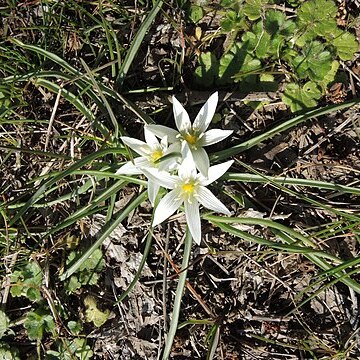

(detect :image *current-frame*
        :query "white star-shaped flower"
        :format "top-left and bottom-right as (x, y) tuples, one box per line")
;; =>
(147, 92), (233, 177)
(142, 148), (233, 244)
(117, 127), (180, 205)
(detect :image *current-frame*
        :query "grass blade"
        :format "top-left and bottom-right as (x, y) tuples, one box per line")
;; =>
(224, 173), (360, 196)
(8, 148), (125, 226)
(212, 99), (360, 161)
(162, 227), (193, 360)
(116, 0), (164, 87)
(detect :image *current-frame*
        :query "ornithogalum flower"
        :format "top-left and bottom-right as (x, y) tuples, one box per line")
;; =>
(142, 149), (233, 245)
(116, 127), (180, 205)
(146, 92), (233, 177)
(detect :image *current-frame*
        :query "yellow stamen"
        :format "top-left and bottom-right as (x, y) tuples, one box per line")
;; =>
(184, 133), (198, 145)
(181, 183), (195, 194)
(150, 149), (163, 162)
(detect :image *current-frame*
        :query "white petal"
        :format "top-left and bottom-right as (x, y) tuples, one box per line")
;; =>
(141, 167), (177, 189)
(160, 135), (168, 148)
(144, 127), (160, 148)
(184, 200), (201, 245)
(121, 136), (149, 156)
(172, 96), (191, 133)
(147, 179), (160, 206)
(198, 129), (233, 147)
(178, 143), (197, 179)
(116, 161), (142, 175)
(197, 186), (231, 215)
(146, 124), (179, 143)
(192, 92), (218, 133)
(202, 160), (234, 186)
(133, 157), (151, 167)
(191, 147), (210, 177)
(152, 188), (182, 226)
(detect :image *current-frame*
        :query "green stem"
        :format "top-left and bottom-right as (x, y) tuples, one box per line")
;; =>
(162, 228), (193, 360)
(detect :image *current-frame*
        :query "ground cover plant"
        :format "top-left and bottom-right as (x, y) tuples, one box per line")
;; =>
(1, 0), (360, 359)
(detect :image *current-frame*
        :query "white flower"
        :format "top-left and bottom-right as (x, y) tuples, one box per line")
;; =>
(116, 126), (180, 205)
(146, 92), (233, 177)
(142, 150), (233, 245)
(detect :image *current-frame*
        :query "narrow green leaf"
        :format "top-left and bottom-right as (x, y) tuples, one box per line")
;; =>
(9, 148), (125, 226)
(211, 99), (360, 161)
(224, 173), (360, 196)
(116, 0), (164, 87)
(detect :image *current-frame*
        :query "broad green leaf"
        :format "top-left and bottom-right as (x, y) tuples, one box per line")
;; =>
(264, 9), (295, 36)
(64, 249), (104, 293)
(282, 82), (322, 112)
(292, 41), (333, 81)
(78, 248), (104, 272)
(218, 42), (261, 85)
(220, 10), (237, 31)
(84, 296), (110, 328)
(331, 32), (358, 61)
(10, 262), (43, 302)
(265, 9), (285, 32)
(241, 32), (257, 53)
(258, 73), (278, 92)
(298, 0), (337, 29)
(220, 8), (247, 32)
(247, 19), (291, 59)
(189, 5), (204, 23)
(67, 321), (83, 336)
(65, 276), (82, 293)
(243, 0), (268, 21)
(297, 0), (338, 44)
(194, 52), (218, 87)
(319, 60), (339, 91)
(24, 308), (55, 340)
(255, 31), (271, 59)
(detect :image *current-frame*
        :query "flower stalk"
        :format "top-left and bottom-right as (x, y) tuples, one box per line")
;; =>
(161, 227), (193, 360)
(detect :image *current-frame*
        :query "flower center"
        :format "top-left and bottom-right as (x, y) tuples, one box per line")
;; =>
(184, 133), (198, 145)
(181, 183), (195, 194)
(150, 149), (164, 163)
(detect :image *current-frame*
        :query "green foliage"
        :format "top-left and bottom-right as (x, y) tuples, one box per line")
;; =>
(188, 5), (204, 24)
(318, 61), (339, 91)
(291, 41), (332, 81)
(220, 7), (248, 33)
(297, 0), (338, 43)
(194, 52), (218, 87)
(218, 42), (261, 85)
(331, 32), (359, 61)
(64, 248), (105, 293)
(24, 307), (56, 340)
(194, 0), (358, 112)
(0, 342), (20, 360)
(282, 82), (322, 112)
(47, 338), (93, 360)
(67, 321), (83, 336)
(243, 0), (269, 21)
(84, 296), (110, 328)
(10, 261), (43, 302)
(0, 311), (12, 339)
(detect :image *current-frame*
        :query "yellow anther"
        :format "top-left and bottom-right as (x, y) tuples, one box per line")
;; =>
(150, 149), (163, 162)
(181, 183), (195, 193)
(184, 133), (198, 145)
